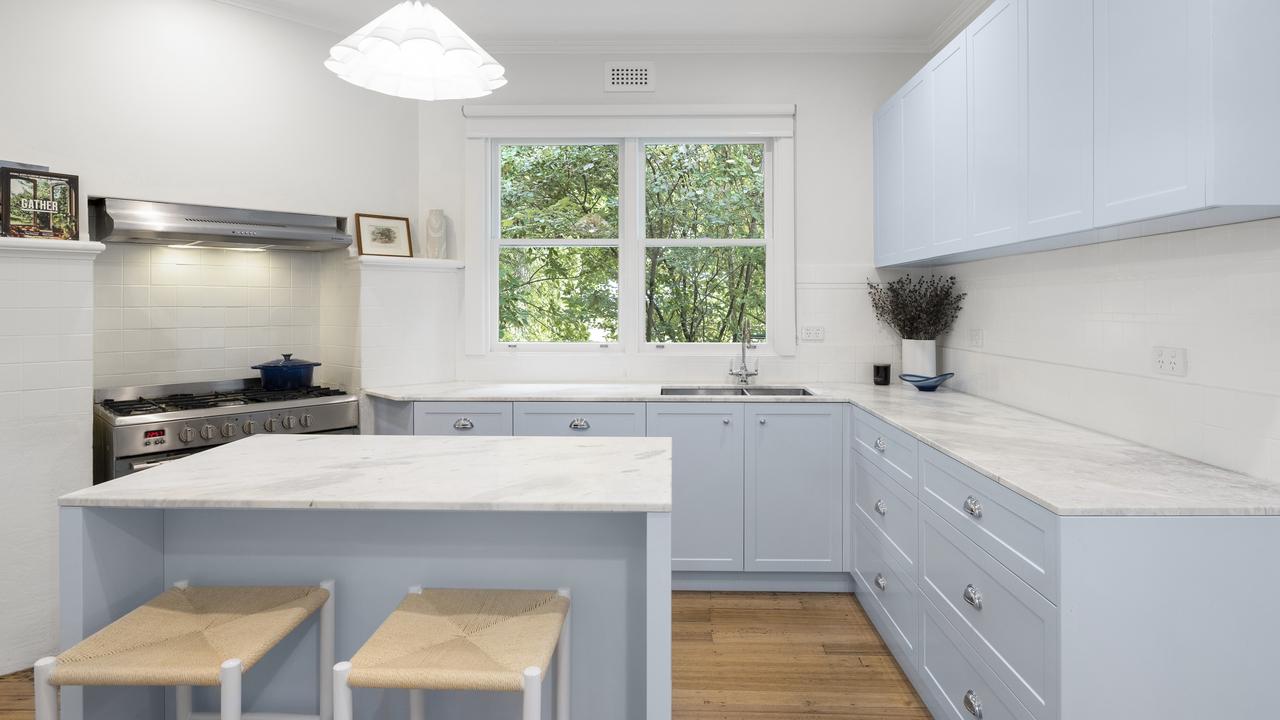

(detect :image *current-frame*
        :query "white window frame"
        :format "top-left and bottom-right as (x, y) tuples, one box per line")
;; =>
(463, 105), (797, 357)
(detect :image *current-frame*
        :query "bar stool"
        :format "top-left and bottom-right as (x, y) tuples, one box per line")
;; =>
(35, 579), (334, 720)
(334, 586), (570, 720)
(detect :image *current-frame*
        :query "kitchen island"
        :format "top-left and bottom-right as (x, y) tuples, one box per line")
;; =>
(57, 434), (672, 720)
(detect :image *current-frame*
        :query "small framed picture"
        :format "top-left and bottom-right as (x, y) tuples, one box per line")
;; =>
(1, 167), (79, 240)
(355, 213), (413, 257)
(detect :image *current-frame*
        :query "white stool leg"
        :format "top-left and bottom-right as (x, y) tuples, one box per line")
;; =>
(408, 689), (425, 720)
(555, 588), (570, 720)
(319, 579), (336, 720)
(34, 657), (57, 720)
(333, 662), (353, 720)
(220, 659), (242, 720)
(522, 667), (542, 720)
(176, 685), (193, 720)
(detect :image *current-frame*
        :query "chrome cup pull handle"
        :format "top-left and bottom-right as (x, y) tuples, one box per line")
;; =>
(874, 499), (888, 516)
(453, 418), (474, 431)
(963, 584), (983, 610)
(873, 573), (887, 591)
(874, 436), (887, 452)
(569, 417), (591, 431)
(963, 690), (983, 718)
(963, 495), (983, 518)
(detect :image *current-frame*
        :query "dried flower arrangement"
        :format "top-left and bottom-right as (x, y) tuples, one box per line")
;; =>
(867, 275), (966, 341)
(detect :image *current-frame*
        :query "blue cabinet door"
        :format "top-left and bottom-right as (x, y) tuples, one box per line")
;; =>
(647, 403), (745, 572)
(744, 404), (844, 572)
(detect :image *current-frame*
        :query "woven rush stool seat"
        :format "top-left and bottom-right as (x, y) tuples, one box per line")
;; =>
(36, 581), (335, 720)
(335, 587), (571, 720)
(52, 585), (330, 687)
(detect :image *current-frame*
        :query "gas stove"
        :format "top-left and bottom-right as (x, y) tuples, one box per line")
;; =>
(93, 378), (358, 483)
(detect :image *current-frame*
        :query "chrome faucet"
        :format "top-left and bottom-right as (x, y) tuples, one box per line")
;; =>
(728, 319), (758, 385)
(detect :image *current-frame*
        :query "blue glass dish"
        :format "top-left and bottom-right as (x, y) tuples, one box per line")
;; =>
(899, 372), (955, 392)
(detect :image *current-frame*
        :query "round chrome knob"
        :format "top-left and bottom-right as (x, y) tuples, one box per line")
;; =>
(722, 417), (731, 425)
(874, 437), (887, 452)
(874, 499), (888, 516)
(300, 413), (313, 429)
(242, 420), (256, 435)
(221, 422), (235, 438)
(283, 415), (297, 430)
(264, 417), (278, 432)
(199, 424), (216, 441)
(178, 426), (195, 443)
(759, 418), (767, 425)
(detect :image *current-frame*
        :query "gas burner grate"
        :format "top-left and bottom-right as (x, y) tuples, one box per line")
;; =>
(101, 386), (349, 416)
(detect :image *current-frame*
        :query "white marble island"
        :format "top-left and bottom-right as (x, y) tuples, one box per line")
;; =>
(58, 435), (673, 720)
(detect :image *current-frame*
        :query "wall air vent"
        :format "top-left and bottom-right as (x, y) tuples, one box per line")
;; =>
(605, 62), (654, 92)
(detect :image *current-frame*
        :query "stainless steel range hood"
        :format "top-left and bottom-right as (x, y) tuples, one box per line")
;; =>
(89, 197), (351, 252)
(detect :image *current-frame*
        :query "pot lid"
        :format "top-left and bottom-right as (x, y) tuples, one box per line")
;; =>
(252, 353), (322, 369)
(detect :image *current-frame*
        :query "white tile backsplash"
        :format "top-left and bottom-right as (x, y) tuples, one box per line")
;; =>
(939, 217), (1280, 480)
(93, 244), (328, 388)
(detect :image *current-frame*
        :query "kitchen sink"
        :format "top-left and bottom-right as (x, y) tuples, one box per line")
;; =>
(659, 386), (750, 396)
(658, 386), (814, 397)
(743, 386), (815, 396)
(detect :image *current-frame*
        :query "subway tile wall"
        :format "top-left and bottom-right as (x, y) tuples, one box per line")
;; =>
(93, 244), (325, 388)
(0, 244), (98, 673)
(939, 217), (1280, 480)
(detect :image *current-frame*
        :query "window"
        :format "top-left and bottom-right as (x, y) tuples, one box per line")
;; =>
(498, 144), (620, 343)
(467, 105), (796, 355)
(644, 143), (766, 344)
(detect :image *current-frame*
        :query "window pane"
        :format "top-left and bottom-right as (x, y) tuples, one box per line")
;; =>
(499, 247), (619, 343)
(645, 143), (765, 239)
(501, 144), (619, 239)
(645, 246), (765, 343)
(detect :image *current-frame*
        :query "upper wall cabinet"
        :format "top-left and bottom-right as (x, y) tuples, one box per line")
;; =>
(873, 0), (1280, 267)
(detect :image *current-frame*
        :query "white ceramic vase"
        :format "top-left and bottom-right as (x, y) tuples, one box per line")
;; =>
(424, 209), (446, 259)
(901, 339), (937, 382)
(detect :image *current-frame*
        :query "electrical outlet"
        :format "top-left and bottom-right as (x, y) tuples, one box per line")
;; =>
(801, 326), (826, 342)
(969, 328), (984, 349)
(1152, 346), (1188, 377)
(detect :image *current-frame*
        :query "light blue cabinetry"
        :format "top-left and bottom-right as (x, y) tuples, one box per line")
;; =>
(873, 0), (1280, 267)
(513, 401), (646, 437)
(647, 403), (745, 572)
(744, 404), (844, 572)
(412, 401), (513, 436)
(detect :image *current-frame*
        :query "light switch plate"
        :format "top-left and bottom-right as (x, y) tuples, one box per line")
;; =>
(801, 326), (825, 342)
(1152, 346), (1188, 376)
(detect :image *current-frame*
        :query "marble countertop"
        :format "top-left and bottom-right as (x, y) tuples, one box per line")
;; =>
(61, 434), (672, 512)
(364, 381), (1280, 517)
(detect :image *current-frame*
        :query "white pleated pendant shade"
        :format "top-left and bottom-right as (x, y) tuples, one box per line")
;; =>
(324, 1), (506, 101)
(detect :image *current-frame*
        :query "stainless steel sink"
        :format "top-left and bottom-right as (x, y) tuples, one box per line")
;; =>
(658, 386), (814, 396)
(743, 386), (815, 396)
(659, 386), (749, 396)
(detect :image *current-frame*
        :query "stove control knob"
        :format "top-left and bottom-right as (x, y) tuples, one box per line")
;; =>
(264, 417), (278, 432)
(221, 422), (236, 439)
(242, 419), (256, 435)
(199, 424), (216, 441)
(283, 415), (297, 430)
(300, 413), (313, 429)
(178, 426), (195, 444)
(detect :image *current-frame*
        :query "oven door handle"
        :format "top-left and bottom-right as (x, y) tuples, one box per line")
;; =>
(129, 459), (178, 471)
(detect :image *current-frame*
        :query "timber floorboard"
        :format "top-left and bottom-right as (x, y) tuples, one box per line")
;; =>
(0, 592), (929, 719)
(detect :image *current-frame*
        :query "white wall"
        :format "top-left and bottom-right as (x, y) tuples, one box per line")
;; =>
(0, 0), (420, 671)
(417, 52), (924, 384)
(0, 241), (100, 675)
(939, 218), (1280, 480)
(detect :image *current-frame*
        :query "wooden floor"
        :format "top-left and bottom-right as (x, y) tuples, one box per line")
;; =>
(0, 592), (928, 720)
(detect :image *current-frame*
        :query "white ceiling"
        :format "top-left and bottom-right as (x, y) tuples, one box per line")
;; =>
(214, 0), (988, 54)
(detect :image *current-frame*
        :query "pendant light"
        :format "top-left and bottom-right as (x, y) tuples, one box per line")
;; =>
(324, 1), (506, 101)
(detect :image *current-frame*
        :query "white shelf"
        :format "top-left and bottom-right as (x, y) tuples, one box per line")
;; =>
(0, 236), (105, 259)
(351, 255), (464, 272)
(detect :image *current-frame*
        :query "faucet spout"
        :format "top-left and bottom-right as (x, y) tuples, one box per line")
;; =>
(729, 318), (759, 385)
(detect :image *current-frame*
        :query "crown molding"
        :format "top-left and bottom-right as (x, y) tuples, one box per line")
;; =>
(480, 35), (930, 56)
(0, 237), (105, 260)
(925, 0), (993, 52)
